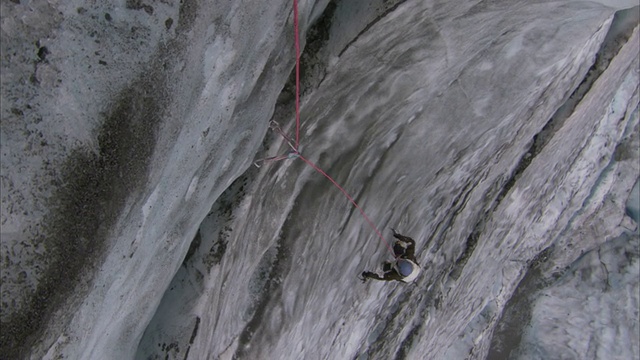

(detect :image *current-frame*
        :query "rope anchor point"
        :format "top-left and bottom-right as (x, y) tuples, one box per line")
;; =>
(287, 151), (300, 159)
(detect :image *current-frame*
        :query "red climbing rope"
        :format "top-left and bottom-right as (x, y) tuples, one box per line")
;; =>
(298, 155), (396, 256)
(258, 0), (396, 258)
(293, 0), (301, 149)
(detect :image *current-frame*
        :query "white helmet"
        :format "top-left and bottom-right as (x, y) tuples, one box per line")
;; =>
(395, 259), (420, 283)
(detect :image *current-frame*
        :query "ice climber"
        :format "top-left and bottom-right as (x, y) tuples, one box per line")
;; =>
(361, 229), (421, 283)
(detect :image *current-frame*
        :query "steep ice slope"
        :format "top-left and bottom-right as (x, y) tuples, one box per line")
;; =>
(137, 1), (638, 360)
(489, 10), (640, 359)
(1, 0), (306, 358)
(1, 0), (638, 359)
(2, 1), (417, 358)
(512, 232), (639, 360)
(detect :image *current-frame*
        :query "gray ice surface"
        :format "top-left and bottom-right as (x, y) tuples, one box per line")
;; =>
(1, 0), (638, 359)
(627, 179), (640, 223)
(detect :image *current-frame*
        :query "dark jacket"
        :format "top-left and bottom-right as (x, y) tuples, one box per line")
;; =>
(362, 231), (419, 282)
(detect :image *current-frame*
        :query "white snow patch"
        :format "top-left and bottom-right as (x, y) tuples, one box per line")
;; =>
(185, 176), (199, 201)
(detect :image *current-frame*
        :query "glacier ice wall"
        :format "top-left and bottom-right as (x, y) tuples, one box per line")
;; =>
(2, 0), (300, 358)
(1, 0), (638, 359)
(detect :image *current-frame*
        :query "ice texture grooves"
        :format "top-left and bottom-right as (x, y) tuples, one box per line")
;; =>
(1, 0), (638, 359)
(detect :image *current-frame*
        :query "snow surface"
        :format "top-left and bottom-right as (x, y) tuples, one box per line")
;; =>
(1, 0), (638, 359)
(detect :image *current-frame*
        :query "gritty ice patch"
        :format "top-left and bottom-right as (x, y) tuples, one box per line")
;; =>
(514, 233), (640, 360)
